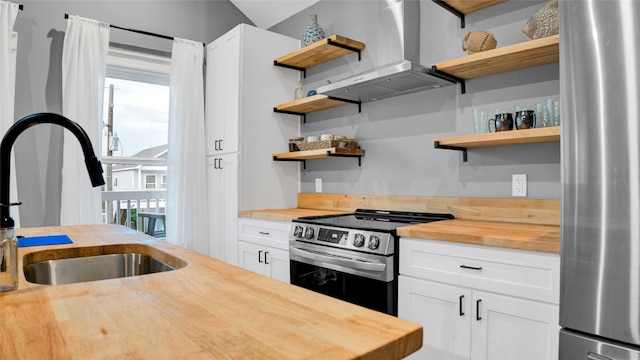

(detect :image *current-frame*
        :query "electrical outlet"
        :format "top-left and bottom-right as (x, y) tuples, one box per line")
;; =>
(512, 174), (527, 197)
(315, 178), (322, 193)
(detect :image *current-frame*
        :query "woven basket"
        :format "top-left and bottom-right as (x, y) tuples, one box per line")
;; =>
(295, 139), (358, 151)
(462, 31), (497, 55)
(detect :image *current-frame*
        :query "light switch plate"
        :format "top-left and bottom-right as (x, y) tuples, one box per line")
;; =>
(512, 174), (527, 197)
(315, 178), (322, 193)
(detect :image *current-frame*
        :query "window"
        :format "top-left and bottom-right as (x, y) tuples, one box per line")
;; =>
(102, 46), (170, 192)
(145, 174), (157, 189)
(100, 46), (170, 229)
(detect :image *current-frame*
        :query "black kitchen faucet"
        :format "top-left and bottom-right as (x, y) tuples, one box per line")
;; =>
(0, 112), (105, 228)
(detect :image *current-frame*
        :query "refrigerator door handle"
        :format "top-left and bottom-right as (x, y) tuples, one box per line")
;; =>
(587, 352), (613, 360)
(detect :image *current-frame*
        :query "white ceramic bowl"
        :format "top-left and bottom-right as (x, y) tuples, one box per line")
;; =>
(320, 134), (334, 141)
(307, 136), (320, 142)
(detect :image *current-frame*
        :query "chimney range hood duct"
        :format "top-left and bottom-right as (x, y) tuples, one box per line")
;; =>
(317, 0), (456, 102)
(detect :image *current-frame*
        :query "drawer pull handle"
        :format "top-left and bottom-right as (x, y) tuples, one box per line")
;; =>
(476, 299), (482, 321)
(588, 352), (613, 360)
(459, 295), (465, 316)
(460, 265), (482, 271)
(259, 231), (270, 235)
(258, 250), (263, 263)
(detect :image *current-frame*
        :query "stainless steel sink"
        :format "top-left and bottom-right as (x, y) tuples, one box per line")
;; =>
(23, 244), (187, 285)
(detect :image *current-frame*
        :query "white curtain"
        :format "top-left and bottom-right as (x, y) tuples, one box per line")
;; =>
(166, 38), (208, 253)
(0, 1), (20, 227)
(61, 15), (109, 225)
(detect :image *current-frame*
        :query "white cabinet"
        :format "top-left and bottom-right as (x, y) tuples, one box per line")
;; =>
(206, 154), (238, 262)
(238, 218), (291, 283)
(206, 29), (239, 156)
(205, 24), (300, 265)
(399, 238), (560, 360)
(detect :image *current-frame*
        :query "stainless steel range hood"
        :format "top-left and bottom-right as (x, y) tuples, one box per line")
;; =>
(317, 0), (456, 102)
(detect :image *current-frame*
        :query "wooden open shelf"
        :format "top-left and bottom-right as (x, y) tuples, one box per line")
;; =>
(273, 147), (365, 168)
(433, 35), (559, 81)
(433, 126), (560, 161)
(274, 35), (365, 76)
(432, 0), (507, 28)
(274, 94), (361, 121)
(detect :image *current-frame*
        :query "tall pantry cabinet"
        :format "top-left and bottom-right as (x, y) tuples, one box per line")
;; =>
(205, 24), (300, 265)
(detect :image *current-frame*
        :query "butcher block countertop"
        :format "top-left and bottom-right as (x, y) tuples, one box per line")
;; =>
(396, 219), (560, 254)
(0, 225), (422, 359)
(238, 207), (350, 222)
(239, 207), (560, 254)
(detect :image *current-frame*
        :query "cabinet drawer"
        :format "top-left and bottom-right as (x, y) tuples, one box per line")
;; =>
(238, 218), (291, 251)
(400, 237), (559, 304)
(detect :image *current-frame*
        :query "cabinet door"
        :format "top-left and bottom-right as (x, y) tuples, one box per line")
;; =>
(264, 247), (290, 283)
(238, 241), (267, 276)
(399, 275), (472, 360)
(205, 29), (239, 156)
(206, 153), (239, 265)
(471, 291), (559, 360)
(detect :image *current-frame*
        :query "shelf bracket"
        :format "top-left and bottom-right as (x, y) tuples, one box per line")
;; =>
(431, 66), (466, 94)
(327, 38), (362, 61)
(273, 60), (307, 78)
(272, 156), (307, 170)
(432, 0), (466, 28)
(325, 151), (362, 166)
(327, 96), (362, 113)
(273, 108), (307, 123)
(434, 141), (468, 162)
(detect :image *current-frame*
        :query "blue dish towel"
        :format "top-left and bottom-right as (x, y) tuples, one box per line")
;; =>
(18, 235), (73, 247)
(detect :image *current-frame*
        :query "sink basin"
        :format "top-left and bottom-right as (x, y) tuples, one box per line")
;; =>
(23, 243), (187, 285)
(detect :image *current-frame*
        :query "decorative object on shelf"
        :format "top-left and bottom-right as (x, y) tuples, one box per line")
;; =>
(289, 137), (304, 151)
(489, 113), (514, 132)
(307, 90), (317, 96)
(462, 31), (497, 55)
(294, 81), (305, 100)
(523, 0), (558, 39)
(296, 139), (358, 151)
(302, 14), (326, 46)
(515, 110), (537, 129)
(473, 109), (491, 134)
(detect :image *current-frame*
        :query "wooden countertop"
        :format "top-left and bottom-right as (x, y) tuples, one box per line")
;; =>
(239, 208), (560, 254)
(1, 225), (422, 359)
(238, 208), (350, 222)
(397, 219), (560, 253)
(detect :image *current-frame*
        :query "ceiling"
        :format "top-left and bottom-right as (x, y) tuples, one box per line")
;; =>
(229, 0), (321, 29)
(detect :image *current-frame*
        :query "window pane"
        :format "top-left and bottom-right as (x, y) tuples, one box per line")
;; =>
(102, 77), (169, 157)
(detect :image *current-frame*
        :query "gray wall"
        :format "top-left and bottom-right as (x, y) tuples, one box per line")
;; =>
(269, 0), (560, 199)
(13, 1), (252, 227)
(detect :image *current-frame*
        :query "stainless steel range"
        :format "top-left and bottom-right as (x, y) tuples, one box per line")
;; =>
(289, 209), (454, 315)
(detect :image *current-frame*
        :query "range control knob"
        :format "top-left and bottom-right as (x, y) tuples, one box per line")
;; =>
(304, 227), (315, 240)
(293, 225), (304, 238)
(353, 233), (365, 247)
(368, 235), (380, 250)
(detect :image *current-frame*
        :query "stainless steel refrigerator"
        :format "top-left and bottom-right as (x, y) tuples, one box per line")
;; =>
(560, 0), (640, 359)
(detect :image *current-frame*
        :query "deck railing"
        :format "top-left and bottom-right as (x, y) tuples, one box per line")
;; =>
(100, 156), (167, 235)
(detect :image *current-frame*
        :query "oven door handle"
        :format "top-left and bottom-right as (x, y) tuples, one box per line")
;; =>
(290, 246), (387, 272)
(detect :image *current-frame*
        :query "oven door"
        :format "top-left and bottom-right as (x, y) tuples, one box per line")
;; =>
(289, 242), (397, 315)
